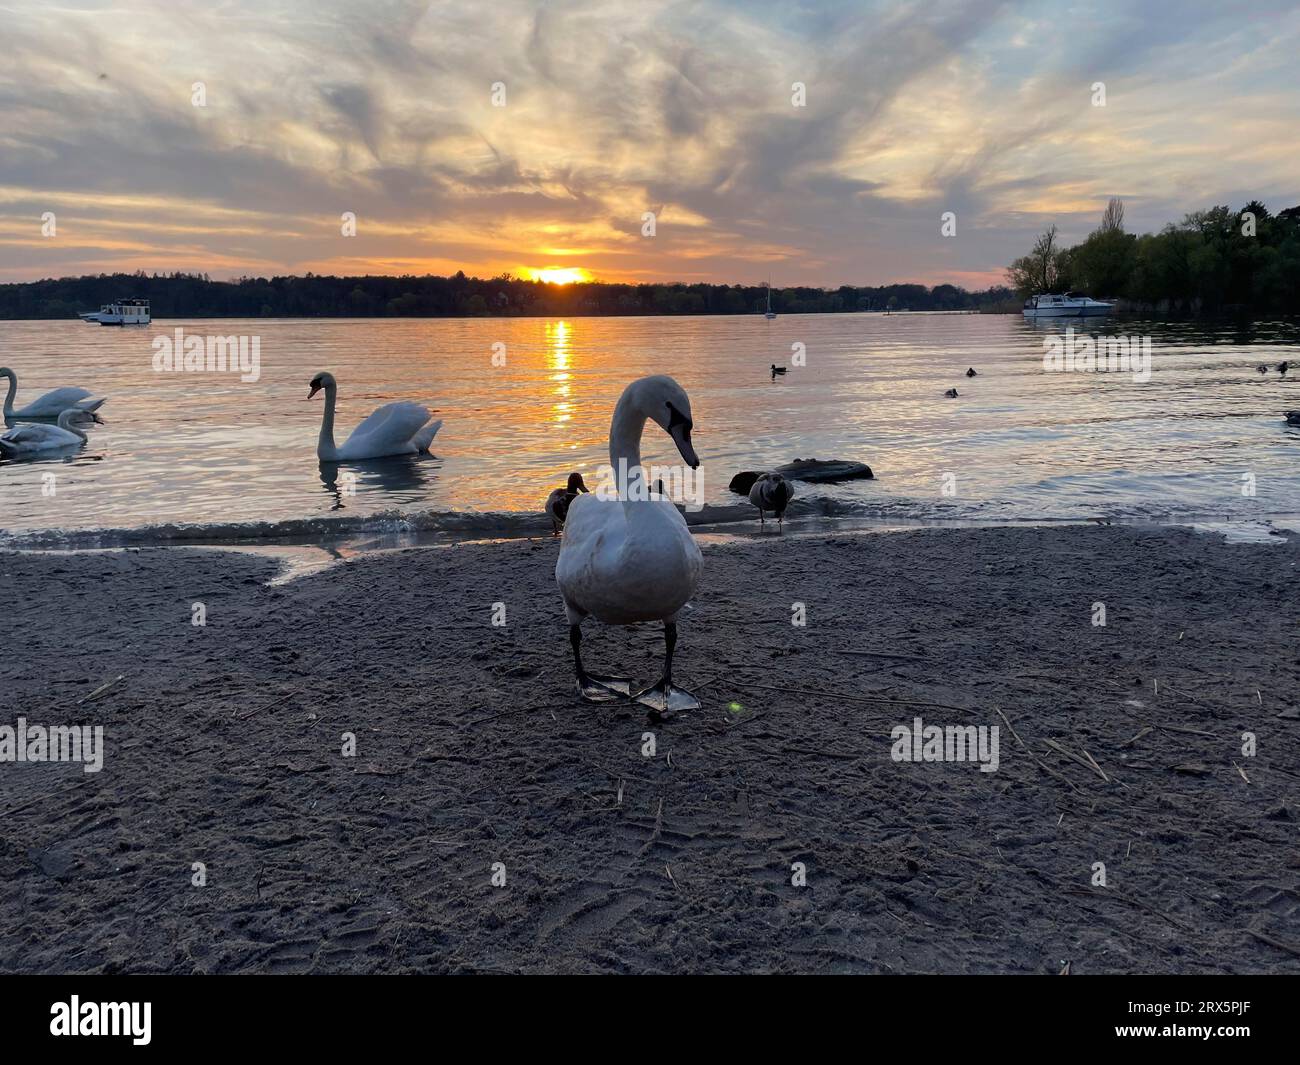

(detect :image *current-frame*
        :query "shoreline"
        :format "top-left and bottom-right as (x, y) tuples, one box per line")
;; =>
(2, 523), (1297, 974)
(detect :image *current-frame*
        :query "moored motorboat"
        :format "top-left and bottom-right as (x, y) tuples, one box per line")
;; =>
(1022, 292), (1113, 318)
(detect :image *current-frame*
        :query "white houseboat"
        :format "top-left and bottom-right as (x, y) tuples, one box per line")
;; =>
(79, 298), (151, 325)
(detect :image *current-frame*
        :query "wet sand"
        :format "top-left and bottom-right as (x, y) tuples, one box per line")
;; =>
(1, 524), (1298, 973)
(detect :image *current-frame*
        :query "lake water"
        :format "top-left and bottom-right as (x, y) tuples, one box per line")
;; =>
(1, 313), (1298, 546)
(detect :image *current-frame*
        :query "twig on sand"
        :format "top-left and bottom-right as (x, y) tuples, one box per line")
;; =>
(1044, 739), (1109, 783)
(995, 707), (1025, 748)
(1063, 885), (1191, 931)
(78, 674), (124, 704)
(237, 689), (298, 720)
(637, 798), (664, 858)
(1120, 726), (1153, 748)
(829, 649), (931, 662)
(730, 679), (974, 716)
(665, 864), (678, 889)
(1157, 724), (1217, 738)
(1247, 929), (1300, 959)
(1233, 761), (1250, 784)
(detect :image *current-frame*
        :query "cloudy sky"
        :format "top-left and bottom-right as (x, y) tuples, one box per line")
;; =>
(2, 0), (1298, 287)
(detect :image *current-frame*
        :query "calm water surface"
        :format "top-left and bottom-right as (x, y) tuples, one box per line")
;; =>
(1, 313), (1298, 543)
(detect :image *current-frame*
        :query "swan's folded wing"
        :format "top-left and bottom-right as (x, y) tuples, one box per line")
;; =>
(343, 401), (432, 449)
(35, 387), (95, 408)
(1, 424), (49, 445)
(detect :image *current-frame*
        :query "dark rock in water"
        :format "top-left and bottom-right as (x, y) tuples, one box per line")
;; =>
(1286, 411), (1300, 425)
(729, 459), (874, 494)
(728, 471), (763, 495)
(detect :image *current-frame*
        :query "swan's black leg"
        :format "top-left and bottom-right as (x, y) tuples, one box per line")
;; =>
(571, 622), (631, 702)
(634, 621), (699, 717)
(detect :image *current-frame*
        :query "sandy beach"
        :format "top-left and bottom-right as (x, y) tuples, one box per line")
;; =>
(1, 524), (1298, 974)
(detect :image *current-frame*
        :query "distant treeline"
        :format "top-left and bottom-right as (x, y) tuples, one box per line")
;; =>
(1007, 199), (1300, 313)
(0, 271), (1016, 320)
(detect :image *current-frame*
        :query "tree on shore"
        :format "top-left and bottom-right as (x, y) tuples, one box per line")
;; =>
(1006, 224), (1069, 294)
(1007, 198), (1300, 311)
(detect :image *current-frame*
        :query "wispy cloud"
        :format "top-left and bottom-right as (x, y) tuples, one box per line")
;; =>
(1, 0), (1297, 285)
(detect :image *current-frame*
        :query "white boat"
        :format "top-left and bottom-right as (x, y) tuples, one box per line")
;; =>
(79, 298), (151, 325)
(764, 281), (776, 319)
(1022, 292), (1113, 318)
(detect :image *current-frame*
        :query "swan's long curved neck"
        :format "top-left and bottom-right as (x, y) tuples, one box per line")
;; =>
(56, 411), (88, 442)
(609, 390), (649, 498)
(1, 372), (14, 416)
(318, 382), (339, 459)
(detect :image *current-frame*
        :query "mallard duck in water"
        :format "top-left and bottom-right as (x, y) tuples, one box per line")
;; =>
(944, 388), (959, 398)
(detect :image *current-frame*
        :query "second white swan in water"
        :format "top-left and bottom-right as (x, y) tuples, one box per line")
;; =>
(556, 375), (702, 716)
(0, 408), (103, 457)
(308, 371), (442, 461)
(2, 366), (107, 420)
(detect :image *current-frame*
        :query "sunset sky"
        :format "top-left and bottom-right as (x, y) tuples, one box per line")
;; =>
(2, 0), (1298, 288)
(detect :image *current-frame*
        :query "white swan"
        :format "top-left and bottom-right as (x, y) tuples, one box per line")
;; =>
(308, 371), (442, 461)
(1, 367), (107, 420)
(556, 375), (702, 715)
(0, 408), (103, 458)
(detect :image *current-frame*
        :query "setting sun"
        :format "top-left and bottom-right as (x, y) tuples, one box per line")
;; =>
(524, 266), (592, 285)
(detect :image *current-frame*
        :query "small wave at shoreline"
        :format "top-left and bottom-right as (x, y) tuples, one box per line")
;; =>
(1, 489), (1294, 553)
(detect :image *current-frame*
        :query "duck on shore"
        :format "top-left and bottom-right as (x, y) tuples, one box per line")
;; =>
(545, 472), (589, 534)
(748, 471), (793, 527)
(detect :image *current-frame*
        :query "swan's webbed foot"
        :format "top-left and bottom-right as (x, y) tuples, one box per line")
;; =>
(577, 673), (632, 702)
(633, 680), (700, 718)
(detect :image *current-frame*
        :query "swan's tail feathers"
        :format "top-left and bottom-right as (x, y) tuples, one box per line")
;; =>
(415, 418), (443, 453)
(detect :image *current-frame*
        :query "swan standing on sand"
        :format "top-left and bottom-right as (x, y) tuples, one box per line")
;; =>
(1, 367), (106, 420)
(556, 375), (703, 716)
(748, 471), (793, 526)
(308, 372), (441, 461)
(0, 409), (103, 457)
(545, 472), (588, 534)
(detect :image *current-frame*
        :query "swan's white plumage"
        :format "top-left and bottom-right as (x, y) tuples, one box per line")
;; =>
(336, 401), (442, 460)
(556, 375), (702, 627)
(0, 410), (95, 456)
(1, 368), (106, 420)
(557, 491), (701, 625)
(310, 371), (441, 461)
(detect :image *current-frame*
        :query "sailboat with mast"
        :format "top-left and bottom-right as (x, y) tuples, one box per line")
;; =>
(764, 280), (776, 319)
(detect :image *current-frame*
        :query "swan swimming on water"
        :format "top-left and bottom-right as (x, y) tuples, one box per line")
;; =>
(556, 375), (703, 716)
(308, 371), (441, 461)
(1, 367), (107, 421)
(0, 409), (103, 458)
